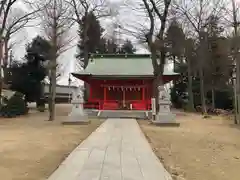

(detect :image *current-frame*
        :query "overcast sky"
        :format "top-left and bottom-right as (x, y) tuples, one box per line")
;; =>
(12, 0), (240, 85)
(11, 0), (150, 85)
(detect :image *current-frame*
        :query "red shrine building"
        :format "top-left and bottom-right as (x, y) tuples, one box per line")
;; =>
(72, 54), (179, 111)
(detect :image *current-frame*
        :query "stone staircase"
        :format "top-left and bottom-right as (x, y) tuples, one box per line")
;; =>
(97, 110), (150, 119)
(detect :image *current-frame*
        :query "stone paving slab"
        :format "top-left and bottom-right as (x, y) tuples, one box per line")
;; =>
(47, 118), (172, 180)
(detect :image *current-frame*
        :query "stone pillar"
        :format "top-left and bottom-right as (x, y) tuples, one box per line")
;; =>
(153, 86), (178, 126)
(62, 86), (89, 124)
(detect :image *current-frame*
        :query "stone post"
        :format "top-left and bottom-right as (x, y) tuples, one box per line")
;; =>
(62, 86), (89, 124)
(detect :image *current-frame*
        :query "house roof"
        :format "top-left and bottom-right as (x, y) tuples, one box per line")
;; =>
(72, 54), (179, 77)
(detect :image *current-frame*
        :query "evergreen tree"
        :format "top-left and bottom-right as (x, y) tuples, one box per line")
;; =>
(106, 39), (118, 53)
(120, 39), (136, 54)
(76, 11), (104, 68)
(96, 38), (136, 54)
(7, 36), (50, 106)
(96, 38), (120, 54)
(25, 36), (52, 61)
(96, 38), (108, 54)
(166, 19), (185, 68)
(170, 16), (234, 111)
(76, 12), (104, 101)
(205, 15), (233, 109)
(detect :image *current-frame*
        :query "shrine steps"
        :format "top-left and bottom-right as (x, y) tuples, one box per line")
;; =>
(96, 110), (150, 119)
(85, 109), (99, 117)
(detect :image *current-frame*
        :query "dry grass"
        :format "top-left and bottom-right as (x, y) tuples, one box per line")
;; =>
(139, 113), (240, 180)
(0, 105), (103, 180)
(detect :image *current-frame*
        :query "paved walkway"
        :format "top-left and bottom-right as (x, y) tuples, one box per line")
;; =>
(48, 119), (172, 180)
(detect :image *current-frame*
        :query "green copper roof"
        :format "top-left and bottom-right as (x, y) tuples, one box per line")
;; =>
(73, 54), (178, 77)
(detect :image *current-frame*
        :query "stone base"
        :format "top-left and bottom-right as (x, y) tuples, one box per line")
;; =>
(62, 120), (90, 125)
(62, 112), (89, 125)
(152, 113), (180, 127)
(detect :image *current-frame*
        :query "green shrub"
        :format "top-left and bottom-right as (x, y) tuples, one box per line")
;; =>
(0, 92), (29, 118)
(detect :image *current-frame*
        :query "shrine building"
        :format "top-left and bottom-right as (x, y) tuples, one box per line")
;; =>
(72, 54), (179, 111)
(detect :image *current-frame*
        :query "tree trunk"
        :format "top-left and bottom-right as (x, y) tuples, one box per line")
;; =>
(0, 38), (3, 101)
(173, 55), (177, 85)
(187, 60), (194, 111)
(150, 43), (165, 118)
(3, 38), (8, 67)
(2, 38), (9, 82)
(153, 74), (163, 109)
(233, 78), (238, 124)
(199, 32), (207, 115)
(211, 88), (215, 109)
(49, 65), (56, 121)
(152, 74), (163, 121)
(83, 44), (89, 102)
(48, 0), (58, 121)
(187, 76), (195, 111)
(48, 72), (52, 113)
(236, 62), (240, 124)
(199, 67), (207, 114)
(232, 0), (240, 124)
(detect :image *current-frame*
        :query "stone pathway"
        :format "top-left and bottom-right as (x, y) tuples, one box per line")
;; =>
(48, 118), (172, 180)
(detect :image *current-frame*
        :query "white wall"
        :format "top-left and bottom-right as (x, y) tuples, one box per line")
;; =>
(44, 84), (78, 94)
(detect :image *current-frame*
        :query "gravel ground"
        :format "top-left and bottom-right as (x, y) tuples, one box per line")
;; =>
(139, 113), (240, 180)
(0, 105), (103, 180)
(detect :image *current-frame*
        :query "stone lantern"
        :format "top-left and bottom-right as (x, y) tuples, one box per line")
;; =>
(62, 86), (89, 124)
(153, 85), (178, 126)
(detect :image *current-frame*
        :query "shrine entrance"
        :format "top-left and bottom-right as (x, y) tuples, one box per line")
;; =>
(72, 54), (180, 111)
(101, 85), (148, 110)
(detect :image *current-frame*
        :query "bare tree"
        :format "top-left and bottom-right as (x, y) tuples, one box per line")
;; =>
(140, 0), (172, 115)
(0, 0), (44, 98)
(226, 0), (240, 124)
(38, 0), (74, 121)
(3, 7), (36, 67)
(0, 0), (18, 97)
(174, 0), (226, 114)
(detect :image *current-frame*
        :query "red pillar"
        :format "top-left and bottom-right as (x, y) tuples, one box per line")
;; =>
(142, 87), (146, 110)
(123, 88), (126, 107)
(102, 86), (107, 110)
(104, 87), (107, 101)
(89, 85), (92, 100)
(142, 87), (145, 100)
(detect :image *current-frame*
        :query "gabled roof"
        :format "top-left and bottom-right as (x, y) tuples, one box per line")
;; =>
(72, 54), (179, 77)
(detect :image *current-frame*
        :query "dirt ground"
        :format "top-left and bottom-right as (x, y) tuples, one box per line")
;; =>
(139, 112), (240, 180)
(0, 105), (102, 180)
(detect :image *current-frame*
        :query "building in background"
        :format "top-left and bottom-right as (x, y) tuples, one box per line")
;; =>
(72, 54), (179, 110)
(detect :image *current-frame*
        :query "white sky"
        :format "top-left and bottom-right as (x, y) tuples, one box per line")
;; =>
(12, 0), (150, 86)
(13, 0), (239, 85)
(8, 0), (238, 88)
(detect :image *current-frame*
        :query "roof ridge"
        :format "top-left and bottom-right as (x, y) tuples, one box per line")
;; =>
(90, 54), (151, 59)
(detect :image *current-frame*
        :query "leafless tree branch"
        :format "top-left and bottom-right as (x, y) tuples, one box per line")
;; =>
(173, 0), (226, 36)
(36, 0), (74, 120)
